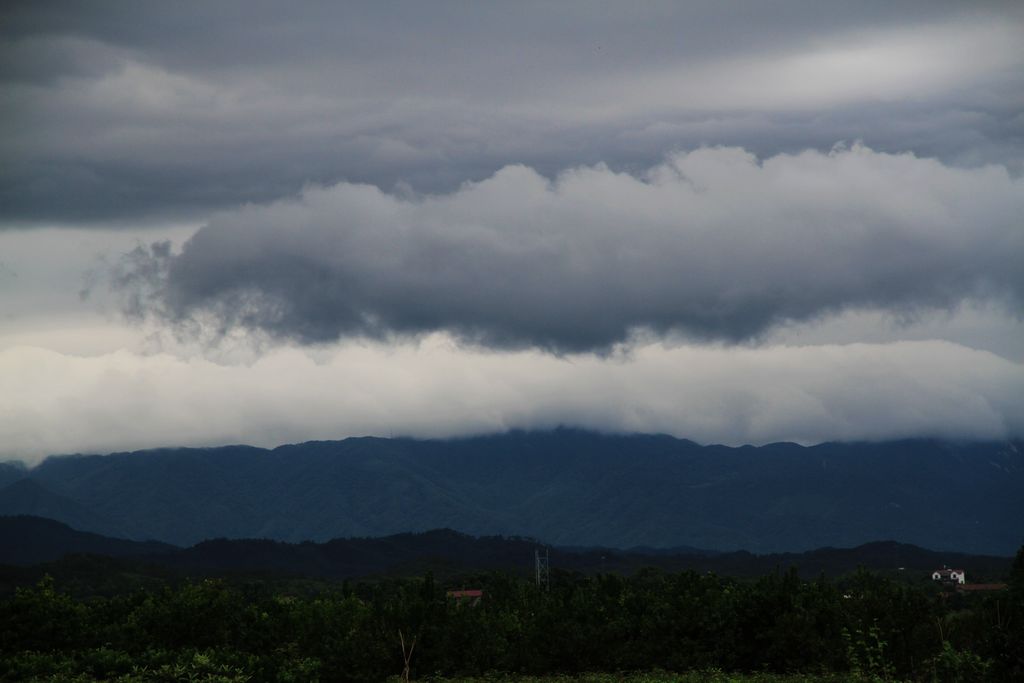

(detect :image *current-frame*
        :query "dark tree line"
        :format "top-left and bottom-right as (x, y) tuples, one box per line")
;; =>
(2, 548), (1023, 682)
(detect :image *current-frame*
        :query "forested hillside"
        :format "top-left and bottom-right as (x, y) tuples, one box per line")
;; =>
(3, 551), (1022, 682)
(0, 516), (1013, 586)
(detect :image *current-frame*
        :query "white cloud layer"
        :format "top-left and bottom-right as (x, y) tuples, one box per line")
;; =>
(2, 337), (1021, 464)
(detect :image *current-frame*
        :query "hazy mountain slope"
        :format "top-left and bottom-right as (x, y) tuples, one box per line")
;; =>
(0, 462), (26, 489)
(0, 479), (127, 538)
(28, 441), (489, 544)
(6, 431), (1023, 553)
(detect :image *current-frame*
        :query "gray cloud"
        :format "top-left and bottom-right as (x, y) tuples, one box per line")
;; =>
(116, 146), (1024, 352)
(2, 1), (1022, 222)
(3, 3), (1022, 456)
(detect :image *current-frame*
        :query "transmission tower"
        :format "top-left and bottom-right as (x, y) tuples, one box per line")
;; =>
(534, 547), (549, 590)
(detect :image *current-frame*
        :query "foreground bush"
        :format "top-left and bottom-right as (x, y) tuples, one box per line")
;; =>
(3, 551), (1023, 682)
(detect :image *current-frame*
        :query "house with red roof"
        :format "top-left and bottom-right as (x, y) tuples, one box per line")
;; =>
(446, 589), (484, 606)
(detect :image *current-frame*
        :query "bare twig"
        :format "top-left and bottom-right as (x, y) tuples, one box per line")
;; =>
(399, 629), (417, 683)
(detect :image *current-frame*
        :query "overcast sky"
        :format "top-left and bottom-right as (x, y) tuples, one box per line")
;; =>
(2, 1), (1022, 462)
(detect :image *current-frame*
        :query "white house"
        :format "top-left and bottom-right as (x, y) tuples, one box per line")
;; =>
(932, 567), (966, 585)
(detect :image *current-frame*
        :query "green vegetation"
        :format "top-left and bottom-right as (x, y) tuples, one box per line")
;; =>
(2, 547), (1023, 683)
(416, 675), (927, 682)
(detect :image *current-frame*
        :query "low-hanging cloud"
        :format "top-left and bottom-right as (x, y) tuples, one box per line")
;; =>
(118, 145), (1024, 352)
(1, 337), (1021, 464)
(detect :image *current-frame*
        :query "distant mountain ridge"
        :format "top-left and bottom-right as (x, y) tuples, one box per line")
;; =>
(1, 430), (1022, 554)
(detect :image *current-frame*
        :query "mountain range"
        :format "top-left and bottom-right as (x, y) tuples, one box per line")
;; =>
(0, 516), (1013, 584)
(1, 430), (1022, 554)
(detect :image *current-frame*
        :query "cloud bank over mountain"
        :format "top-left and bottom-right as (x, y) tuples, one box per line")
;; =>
(2, 337), (1022, 464)
(116, 146), (1023, 352)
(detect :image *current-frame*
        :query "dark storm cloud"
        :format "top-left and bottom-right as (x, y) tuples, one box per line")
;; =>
(116, 147), (1024, 352)
(2, 1), (1022, 222)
